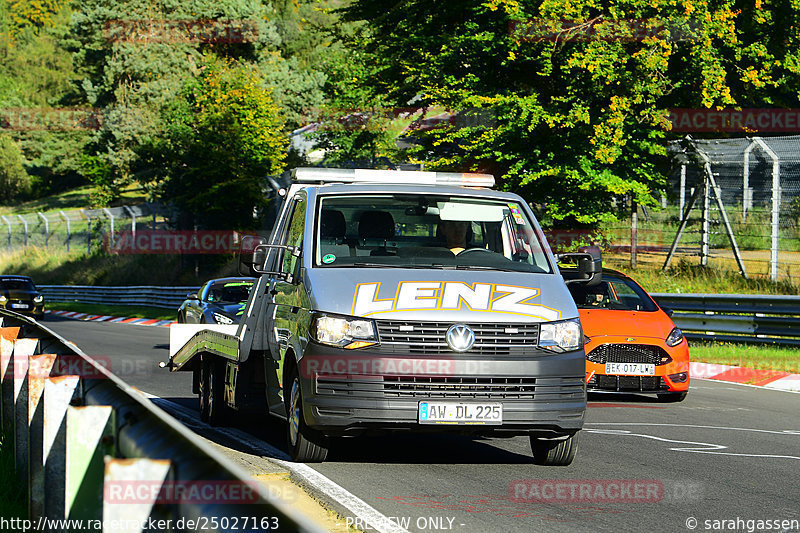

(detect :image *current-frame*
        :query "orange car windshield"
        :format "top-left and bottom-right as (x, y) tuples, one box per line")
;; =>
(568, 277), (658, 312)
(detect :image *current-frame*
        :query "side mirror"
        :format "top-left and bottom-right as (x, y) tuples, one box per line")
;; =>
(661, 306), (674, 317)
(238, 235), (268, 277)
(187, 293), (199, 300)
(559, 247), (602, 286)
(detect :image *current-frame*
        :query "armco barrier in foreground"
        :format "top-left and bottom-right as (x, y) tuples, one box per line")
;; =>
(652, 293), (800, 346)
(0, 309), (324, 532)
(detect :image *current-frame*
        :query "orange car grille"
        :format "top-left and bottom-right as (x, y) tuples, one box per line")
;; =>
(586, 343), (670, 365)
(589, 375), (669, 392)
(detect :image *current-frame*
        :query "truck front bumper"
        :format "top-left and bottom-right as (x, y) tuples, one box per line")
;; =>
(297, 344), (586, 437)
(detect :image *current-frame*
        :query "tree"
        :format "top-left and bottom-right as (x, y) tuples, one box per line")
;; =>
(0, 135), (31, 203)
(341, 0), (800, 225)
(138, 54), (287, 230)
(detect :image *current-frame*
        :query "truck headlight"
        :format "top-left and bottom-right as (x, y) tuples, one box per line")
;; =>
(213, 312), (234, 325)
(539, 319), (582, 352)
(312, 314), (377, 349)
(34, 294), (43, 304)
(666, 327), (684, 347)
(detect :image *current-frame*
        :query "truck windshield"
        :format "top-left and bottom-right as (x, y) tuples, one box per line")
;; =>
(315, 194), (553, 273)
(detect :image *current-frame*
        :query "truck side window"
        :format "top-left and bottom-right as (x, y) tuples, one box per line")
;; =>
(282, 197), (306, 275)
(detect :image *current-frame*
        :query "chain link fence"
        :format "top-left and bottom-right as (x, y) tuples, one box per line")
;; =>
(600, 135), (800, 282)
(0, 203), (174, 253)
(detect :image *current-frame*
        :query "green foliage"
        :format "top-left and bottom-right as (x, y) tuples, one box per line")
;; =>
(341, 0), (800, 225)
(0, 134), (31, 202)
(139, 54), (287, 230)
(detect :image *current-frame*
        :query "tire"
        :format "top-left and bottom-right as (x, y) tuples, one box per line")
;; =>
(657, 391), (687, 403)
(285, 366), (329, 462)
(530, 433), (578, 466)
(198, 358), (210, 422)
(206, 358), (232, 426)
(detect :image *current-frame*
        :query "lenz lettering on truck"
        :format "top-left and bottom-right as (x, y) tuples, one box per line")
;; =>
(167, 168), (600, 464)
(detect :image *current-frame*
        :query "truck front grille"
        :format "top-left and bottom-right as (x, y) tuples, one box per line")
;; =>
(316, 375), (585, 400)
(375, 321), (541, 356)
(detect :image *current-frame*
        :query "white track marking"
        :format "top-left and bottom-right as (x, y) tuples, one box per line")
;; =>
(147, 395), (410, 533)
(585, 426), (800, 460)
(585, 422), (800, 435)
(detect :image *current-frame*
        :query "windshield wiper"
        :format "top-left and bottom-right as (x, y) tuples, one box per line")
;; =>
(454, 264), (521, 272)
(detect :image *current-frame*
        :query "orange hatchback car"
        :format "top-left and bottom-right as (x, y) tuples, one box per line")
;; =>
(567, 269), (689, 402)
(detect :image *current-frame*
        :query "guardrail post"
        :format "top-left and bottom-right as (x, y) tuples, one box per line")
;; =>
(103, 458), (172, 533)
(1, 327), (21, 438)
(43, 375), (81, 521)
(13, 338), (38, 483)
(65, 405), (115, 525)
(28, 353), (57, 518)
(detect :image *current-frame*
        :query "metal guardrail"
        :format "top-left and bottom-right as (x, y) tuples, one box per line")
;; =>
(39, 285), (200, 309)
(0, 309), (324, 532)
(652, 293), (800, 346)
(36, 285), (800, 345)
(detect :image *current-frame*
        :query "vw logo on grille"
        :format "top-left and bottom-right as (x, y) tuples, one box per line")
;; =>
(446, 324), (475, 352)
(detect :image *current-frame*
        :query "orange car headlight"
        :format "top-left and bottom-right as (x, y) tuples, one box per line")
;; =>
(666, 327), (684, 347)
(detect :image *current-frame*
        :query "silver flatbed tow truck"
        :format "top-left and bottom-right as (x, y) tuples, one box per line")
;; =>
(166, 168), (600, 463)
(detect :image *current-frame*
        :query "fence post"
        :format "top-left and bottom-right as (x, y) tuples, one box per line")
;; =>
(82, 210), (91, 254)
(752, 138), (781, 281)
(38, 212), (50, 249)
(123, 205), (136, 238)
(17, 214), (28, 248)
(103, 207), (115, 251)
(701, 171), (710, 267)
(1, 215), (11, 252)
(60, 210), (71, 252)
(630, 199), (638, 269)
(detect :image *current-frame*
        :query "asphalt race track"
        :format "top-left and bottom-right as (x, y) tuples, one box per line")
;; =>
(45, 315), (800, 533)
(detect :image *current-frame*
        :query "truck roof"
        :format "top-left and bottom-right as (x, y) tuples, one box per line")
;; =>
(291, 167), (495, 188)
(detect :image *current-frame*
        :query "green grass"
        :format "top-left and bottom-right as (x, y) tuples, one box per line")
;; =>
(689, 341), (800, 374)
(0, 247), (238, 286)
(47, 301), (177, 321)
(0, 183), (148, 216)
(0, 437), (27, 520)
(605, 256), (800, 295)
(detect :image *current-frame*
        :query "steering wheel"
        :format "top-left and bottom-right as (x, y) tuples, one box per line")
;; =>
(456, 247), (495, 256)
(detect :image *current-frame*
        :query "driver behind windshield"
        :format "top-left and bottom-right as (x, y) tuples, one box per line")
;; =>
(438, 220), (470, 254)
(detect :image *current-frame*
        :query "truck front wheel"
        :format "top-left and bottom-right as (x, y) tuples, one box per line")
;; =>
(285, 367), (328, 462)
(530, 433), (578, 466)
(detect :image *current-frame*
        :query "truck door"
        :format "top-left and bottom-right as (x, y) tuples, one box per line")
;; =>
(265, 193), (308, 413)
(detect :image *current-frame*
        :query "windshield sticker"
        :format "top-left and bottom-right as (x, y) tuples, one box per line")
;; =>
(223, 282), (253, 287)
(322, 254), (336, 264)
(508, 204), (526, 225)
(352, 281), (560, 321)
